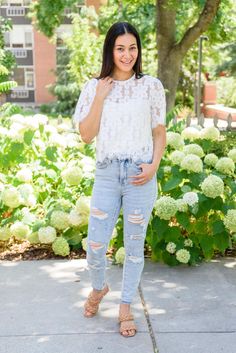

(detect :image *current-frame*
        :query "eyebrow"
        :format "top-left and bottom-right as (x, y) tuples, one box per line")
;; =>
(115, 43), (137, 47)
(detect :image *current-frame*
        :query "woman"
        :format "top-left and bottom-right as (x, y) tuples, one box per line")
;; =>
(73, 21), (166, 337)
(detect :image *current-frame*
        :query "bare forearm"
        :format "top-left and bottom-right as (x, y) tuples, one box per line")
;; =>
(76, 95), (104, 144)
(152, 126), (166, 170)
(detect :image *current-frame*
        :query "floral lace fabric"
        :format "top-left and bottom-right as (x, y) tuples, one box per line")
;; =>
(73, 73), (166, 163)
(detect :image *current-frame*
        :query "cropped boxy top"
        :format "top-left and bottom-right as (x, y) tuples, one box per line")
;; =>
(73, 73), (166, 163)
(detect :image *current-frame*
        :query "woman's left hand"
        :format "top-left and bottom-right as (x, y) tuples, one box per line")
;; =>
(129, 163), (158, 185)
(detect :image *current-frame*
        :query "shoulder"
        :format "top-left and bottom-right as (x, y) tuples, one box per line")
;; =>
(141, 74), (164, 88)
(78, 78), (98, 98)
(83, 77), (98, 90)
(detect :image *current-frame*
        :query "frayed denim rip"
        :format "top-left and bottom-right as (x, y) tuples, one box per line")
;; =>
(86, 157), (157, 304)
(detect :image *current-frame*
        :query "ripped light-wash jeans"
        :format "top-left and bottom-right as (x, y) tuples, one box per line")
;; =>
(86, 157), (157, 304)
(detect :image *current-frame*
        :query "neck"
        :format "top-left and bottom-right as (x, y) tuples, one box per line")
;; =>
(112, 69), (134, 81)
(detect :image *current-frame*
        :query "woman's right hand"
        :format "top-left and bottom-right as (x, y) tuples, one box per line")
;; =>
(95, 76), (114, 101)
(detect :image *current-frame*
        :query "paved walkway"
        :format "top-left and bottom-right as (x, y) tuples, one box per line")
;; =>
(0, 257), (235, 353)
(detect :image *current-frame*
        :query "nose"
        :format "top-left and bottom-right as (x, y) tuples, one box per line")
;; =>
(123, 49), (132, 59)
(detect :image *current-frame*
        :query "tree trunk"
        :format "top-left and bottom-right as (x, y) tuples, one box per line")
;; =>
(156, 0), (221, 113)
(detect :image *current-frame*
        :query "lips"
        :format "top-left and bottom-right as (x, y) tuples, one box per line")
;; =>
(121, 61), (133, 65)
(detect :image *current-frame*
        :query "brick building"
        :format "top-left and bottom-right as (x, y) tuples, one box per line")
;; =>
(0, 0), (102, 106)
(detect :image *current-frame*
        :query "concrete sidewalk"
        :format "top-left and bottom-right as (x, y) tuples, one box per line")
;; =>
(0, 257), (235, 353)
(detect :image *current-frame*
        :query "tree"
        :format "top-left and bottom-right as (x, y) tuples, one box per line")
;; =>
(157, 0), (221, 111)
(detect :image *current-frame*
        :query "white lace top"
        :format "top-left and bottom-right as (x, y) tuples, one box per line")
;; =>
(73, 73), (166, 163)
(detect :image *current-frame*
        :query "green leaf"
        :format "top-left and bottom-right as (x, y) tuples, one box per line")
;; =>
(24, 130), (35, 145)
(198, 234), (214, 259)
(213, 231), (230, 252)
(162, 251), (179, 266)
(176, 212), (190, 229)
(45, 146), (58, 162)
(162, 177), (182, 192)
(212, 220), (225, 235)
(164, 226), (181, 242)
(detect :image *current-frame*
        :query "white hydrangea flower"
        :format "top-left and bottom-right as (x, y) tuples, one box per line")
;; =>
(75, 196), (91, 217)
(33, 139), (46, 151)
(227, 148), (236, 163)
(61, 166), (83, 186)
(17, 184), (36, 207)
(215, 157), (235, 176)
(0, 226), (11, 241)
(201, 175), (224, 199)
(170, 150), (185, 165)
(184, 238), (193, 247)
(181, 127), (201, 141)
(176, 249), (190, 263)
(167, 131), (184, 150)
(23, 116), (39, 131)
(155, 196), (177, 220)
(81, 237), (87, 251)
(10, 114), (25, 124)
(68, 209), (82, 227)
(0, 126), (8, 137)
(115, 247), (125, 265)
(21, 207), (37, 224)
(44, 125), (57, 134)
(65, 133), (80, 148)
(7, 128), (24, 143)
(183, 143), (204, 158)
(52, 236), (70, 257)
(79, 156), (96, 173)
(10, 221), (30, 240)
(33, 114), (48, 125)
(57, 123), (71, 133)
(223, 209), (236, 233)
(1, 186), (22, 208)
(16, 168), (33, 183)
(166, 242), (176, 254)
(204, 153), (219, 167)
(49, 133), (67, 149)
(38, 226), (57, 243)
(180, 154), (203, 173)
(176, 199), (188, 212)
(183, 192), (198, 206)
(200, 126), (220, 141)
(50, 210), (70, 230)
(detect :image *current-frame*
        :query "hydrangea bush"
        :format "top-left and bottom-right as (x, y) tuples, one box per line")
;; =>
(0, 114), (235, 267)
(146, 124), (236, 266)
(0, 113), (94, 257)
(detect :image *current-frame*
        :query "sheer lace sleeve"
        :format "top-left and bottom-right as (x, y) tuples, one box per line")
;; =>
(72, 78), (97, 125)
(150, 78), (166, 128)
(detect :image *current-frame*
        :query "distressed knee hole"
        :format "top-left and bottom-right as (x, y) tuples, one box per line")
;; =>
(130, 233), (144, 240)
(89, 240), (105, 252)
(128, 210), (145, 225)
(127, 255), (143, 264)
(91, 207), (108, 220)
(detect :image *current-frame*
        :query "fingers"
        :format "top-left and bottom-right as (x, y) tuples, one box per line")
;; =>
(101, 76), (113, 84)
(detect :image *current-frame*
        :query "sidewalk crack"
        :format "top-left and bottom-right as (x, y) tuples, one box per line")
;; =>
(138, 282), (159, 353)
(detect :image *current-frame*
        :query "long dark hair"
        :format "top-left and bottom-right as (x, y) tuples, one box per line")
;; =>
(96, 22), (143, 80)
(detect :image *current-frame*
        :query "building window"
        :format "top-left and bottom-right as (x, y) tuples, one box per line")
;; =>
(4, 26), (33, 49)
(12, 67), (34, 89)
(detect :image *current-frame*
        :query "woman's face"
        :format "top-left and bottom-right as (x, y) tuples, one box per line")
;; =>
(113, 33), (138, 74)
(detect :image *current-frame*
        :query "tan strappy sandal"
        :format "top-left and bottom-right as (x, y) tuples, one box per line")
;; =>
(83, 284), (109, 317)
(118, 311), (137, 337)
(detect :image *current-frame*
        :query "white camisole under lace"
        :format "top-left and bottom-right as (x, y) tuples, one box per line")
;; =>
(73, 73), (166, 163)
